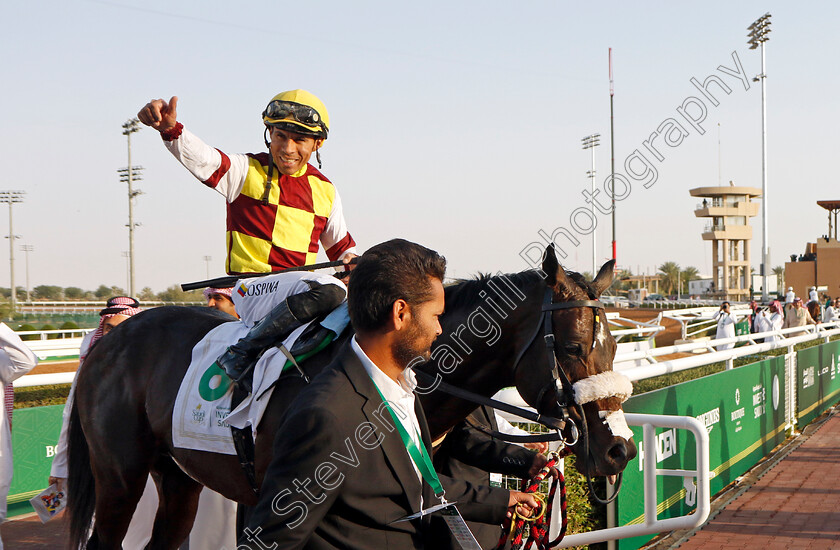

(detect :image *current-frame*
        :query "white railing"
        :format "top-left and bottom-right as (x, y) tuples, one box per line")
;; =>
(658, 306), (759, 340)
(16, 329), (91, 339)
(617, 322), (840, 382)
(496, 393), (710, 548)
(14, 372), (76, 388)
(558, 414), (710, 548)
(16, 301), (202, 314)
(24, 337), (86, 362)
(607, 312), (664, 344)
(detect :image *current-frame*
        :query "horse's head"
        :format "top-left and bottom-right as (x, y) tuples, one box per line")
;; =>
(515, 246), (637, 478)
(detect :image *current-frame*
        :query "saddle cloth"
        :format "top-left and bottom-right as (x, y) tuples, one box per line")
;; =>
(172, 302), (350, 455)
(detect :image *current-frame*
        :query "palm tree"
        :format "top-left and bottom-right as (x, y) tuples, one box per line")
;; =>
(658, 261), (681, 296)
(772, 266), (785, 291)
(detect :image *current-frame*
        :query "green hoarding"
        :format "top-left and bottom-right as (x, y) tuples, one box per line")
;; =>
(616, 356), (787, 550)
(796, 340), (840, 426)
(7, 404), (63, 518)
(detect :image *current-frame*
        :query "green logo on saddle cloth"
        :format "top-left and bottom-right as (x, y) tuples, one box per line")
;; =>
(197, 332), (338, 402)
(198, 362), (233, 401)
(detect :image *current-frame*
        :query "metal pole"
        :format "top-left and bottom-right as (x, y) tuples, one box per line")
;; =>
(21, 245), (32, 302)
(749, 13), (771, 300)
(121, 118), (143, 299)
(122, 251), (130, 292)
(582, 134), (601, 277)
(127, 130), (136, 297)
(204, 255), (212, 279)
(610, 48), (617, 263)
(8, 201), (14, 313)
(590, 144), (596, 277)
(760, 40), (769, 301)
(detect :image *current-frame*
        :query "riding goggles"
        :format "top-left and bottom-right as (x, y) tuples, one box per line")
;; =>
(263, 100), (327, 135)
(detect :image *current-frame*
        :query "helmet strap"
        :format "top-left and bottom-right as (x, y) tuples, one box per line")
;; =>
(316, 150), (322, 169)
(262, 158), (274, 206)
(264, 127), (271, 149)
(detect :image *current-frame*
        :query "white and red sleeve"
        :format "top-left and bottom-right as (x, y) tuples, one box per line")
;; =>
(163, 128), (251, 203)
(320, 188), (358, 261)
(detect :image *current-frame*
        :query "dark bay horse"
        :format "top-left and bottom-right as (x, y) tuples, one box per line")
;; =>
(67, 248), (636, 548)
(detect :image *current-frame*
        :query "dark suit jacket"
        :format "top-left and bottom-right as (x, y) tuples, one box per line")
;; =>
(241, 343), (510, 549)
(430, 406), (538, 549)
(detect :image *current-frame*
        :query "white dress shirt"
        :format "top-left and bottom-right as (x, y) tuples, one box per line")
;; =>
(351, 336), (425, 504)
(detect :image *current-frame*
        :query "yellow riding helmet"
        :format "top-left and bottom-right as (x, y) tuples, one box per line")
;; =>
(262, 89), (330, 139)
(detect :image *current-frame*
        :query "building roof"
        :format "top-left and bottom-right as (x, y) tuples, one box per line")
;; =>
(817, 200), (840, 211)
(689, 186), (762, 198)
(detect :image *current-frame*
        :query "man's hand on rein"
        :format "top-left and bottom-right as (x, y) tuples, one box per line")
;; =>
(507, 491), (539, 519)
(527, 451), (559, 480)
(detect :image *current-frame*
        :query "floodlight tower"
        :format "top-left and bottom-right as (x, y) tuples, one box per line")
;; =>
(120, 118), (144, 297)
(0, 191), (24, 312)
(582, 133), (601, 277)
(748, 12), (771, 300)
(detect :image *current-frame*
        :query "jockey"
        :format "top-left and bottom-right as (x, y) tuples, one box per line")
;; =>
(138, 91), (357, 391)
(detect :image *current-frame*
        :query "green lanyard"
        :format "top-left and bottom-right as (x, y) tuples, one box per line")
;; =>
(370, 380), (445, 498)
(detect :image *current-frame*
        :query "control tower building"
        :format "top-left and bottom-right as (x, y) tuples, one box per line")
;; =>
(690, 184), (762, 300)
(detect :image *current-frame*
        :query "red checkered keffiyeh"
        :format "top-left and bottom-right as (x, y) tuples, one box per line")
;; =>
(80, 297), (142, 362)
(4, 384), (12, 430)
(203, 287), (233, 299)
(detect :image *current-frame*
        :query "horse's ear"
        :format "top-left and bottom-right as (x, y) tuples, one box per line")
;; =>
(542, 245), (575, 290)
(541, 245), (559, 284)
(591, 259), (616, 296)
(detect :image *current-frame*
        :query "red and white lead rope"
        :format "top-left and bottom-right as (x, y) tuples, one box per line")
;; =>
(496, 448), (573, 550)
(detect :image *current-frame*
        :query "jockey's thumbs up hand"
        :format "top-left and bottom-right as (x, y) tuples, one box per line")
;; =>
(138, 96), (178, 132)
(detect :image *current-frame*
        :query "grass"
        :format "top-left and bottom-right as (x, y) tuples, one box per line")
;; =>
(13, 384), (71, 409)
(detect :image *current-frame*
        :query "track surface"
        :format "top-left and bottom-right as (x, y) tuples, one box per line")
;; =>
(674, 413), (840, 549)
(1, 512), (66, 548)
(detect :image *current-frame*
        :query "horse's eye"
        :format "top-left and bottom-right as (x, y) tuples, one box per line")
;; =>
(564, 343), (583, 356)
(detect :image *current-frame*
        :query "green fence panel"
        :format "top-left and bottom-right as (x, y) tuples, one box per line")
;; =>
(7, 405), (63, 518)
(796, 340), (840, 426)
(735, 319), (751, 336)
(616, 356), (786, 550)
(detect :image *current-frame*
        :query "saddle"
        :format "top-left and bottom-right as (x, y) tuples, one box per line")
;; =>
(229, 314), (342, 494)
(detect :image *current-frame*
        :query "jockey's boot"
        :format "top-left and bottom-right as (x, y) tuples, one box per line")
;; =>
(214, 300), (303, 393)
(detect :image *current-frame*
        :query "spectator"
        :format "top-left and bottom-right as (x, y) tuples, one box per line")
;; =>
(204, 286), (239, 319)
(783, 297), (817, 336)
(0, 324), (38, 549)
(825, 298), (840, 324)
(712, 301), (738, 350)
(754, 305), (770, 334)
(785, 287), (795, 304)
(766, 301), (785, 342)
(809, 286), (819, 303)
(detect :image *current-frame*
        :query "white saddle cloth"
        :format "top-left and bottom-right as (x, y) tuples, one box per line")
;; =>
(172, 271), (349, 455)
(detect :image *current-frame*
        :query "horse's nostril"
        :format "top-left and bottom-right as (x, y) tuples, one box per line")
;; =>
(608, 442), (628, 462)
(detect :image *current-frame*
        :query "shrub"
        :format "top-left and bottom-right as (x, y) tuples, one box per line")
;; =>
(16, 324), (38, 340)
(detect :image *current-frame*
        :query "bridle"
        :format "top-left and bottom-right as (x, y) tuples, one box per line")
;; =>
(511, 285), (625, 504)
(511, 288), (604, 440)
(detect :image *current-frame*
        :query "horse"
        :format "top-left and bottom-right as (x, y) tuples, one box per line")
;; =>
(67, 247), (637, 549)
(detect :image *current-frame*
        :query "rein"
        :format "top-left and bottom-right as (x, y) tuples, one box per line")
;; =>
(496, 449), (572, 550)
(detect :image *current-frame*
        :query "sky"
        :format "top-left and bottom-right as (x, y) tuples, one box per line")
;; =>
(2, 1), (837, 293)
